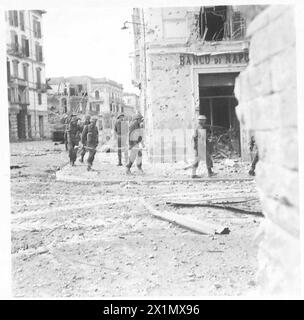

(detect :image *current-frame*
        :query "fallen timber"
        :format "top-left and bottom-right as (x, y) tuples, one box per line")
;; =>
(166, 196), (263, 216)
(140, 199), (230, 235)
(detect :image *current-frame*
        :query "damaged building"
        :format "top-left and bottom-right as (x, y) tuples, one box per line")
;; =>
(131, 6), (250, 162)
(6, 10), (49, 141)
(47, 76), (125, 135)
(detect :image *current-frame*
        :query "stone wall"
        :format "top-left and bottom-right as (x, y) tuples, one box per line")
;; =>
(235, 5), (300, 295)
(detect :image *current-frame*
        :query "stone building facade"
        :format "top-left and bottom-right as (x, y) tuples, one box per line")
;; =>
(131, 6), (249, 162)
(235, 5), (300, 295)
(6, 10), (49, 141)
(47, 76), (124, 131)
(122, 92), (139, 117)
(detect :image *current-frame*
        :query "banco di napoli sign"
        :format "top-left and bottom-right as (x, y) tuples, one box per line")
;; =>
(180, 51), (249, 66)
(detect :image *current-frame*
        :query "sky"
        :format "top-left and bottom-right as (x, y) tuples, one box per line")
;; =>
(43, 7), (139, 94)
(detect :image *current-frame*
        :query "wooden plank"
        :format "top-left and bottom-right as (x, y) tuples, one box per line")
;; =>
(140, 200), (230, 235)
(166, 196), (259, 206)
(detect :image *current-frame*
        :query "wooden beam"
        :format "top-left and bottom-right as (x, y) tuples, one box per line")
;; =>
(140, 199), (230, 235)
(166, 196), (259, 206)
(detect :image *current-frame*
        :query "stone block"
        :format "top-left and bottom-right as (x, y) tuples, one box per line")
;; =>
(256, 160), (299, 208)
(256, 219), (301, 295)
(255, 128), (298, 171)
(270, 45), (297, 93)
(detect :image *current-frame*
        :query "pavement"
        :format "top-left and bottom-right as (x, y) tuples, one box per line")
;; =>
(10, 140), (261, 297)
(56, 150), (253, 184)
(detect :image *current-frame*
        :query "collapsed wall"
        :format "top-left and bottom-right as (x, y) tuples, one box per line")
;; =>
(235, 5), (300, 295)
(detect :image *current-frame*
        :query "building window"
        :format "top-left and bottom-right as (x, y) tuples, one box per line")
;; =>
(33, 18), (41, 38)
(35, 42), (43, 62)
(38, 93), (42, 105)
(19, 11), (25, 31)
(36, 68), (41, 88)
(21, 37), (29, 57)
(199, 6), (227, 41)
(96, 104), (100, 113)
(10, 31), (19, 52)
(23, 63), (28, 81)
(12, 60), (19, 78)
(69, 87), (76, 96)
(95, 90), (100, 99)
(7, 60), (10, 82)
(8, 10), (19, 27)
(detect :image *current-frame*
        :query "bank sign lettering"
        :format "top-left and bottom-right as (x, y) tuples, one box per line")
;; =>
(180, 52), (249, 66)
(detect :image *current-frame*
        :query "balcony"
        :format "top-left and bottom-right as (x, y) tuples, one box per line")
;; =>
(9, 76), (28, 88)
(7, 44), (28, 59)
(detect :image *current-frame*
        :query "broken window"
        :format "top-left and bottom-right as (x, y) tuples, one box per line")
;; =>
(199, 6), (227, 41)
(199, 6), (245, 41)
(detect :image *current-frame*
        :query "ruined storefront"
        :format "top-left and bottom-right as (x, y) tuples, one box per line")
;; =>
(131, 6), (250, 162)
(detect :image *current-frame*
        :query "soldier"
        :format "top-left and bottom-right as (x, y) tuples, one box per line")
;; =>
(66, 114), (82, 166)
(249, 136), (259, 176)
(191, 114), (216, 178)
(82, 116), (99, 171)
(79, 115), (91, 163)
(125, 114), (144, 175)
(114, 113), (128, 166)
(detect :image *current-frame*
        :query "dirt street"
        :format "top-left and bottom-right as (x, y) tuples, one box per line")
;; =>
(10, 141), (262, 297)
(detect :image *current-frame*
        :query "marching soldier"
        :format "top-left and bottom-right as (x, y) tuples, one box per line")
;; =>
(191, 114), (216, 178)
(66, 114), (82, 166)
(82, 116), (99, 171)
(79, 115), (91, 163)
(125, 114), (144, 175)
(114, 113), (128, 166)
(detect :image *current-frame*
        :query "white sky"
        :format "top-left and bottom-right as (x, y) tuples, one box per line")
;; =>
(43, 7), (139, 94)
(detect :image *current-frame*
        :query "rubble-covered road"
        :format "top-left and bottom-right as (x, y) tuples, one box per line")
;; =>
(10, 141), (262, 297)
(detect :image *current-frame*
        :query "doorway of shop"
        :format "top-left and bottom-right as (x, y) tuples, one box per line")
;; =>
(199, 72), (240, 155)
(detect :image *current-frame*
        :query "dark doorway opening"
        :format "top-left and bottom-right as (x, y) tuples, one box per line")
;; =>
(199, 72), (240, 155)
(17, 111), (26, 139)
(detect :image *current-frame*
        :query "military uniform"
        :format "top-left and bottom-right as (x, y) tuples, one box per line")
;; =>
(67, 116), (82, 166)
(114, 114), (128, 166)
(249, 136), (259, 176)
(191, 115), (215, 178)
(79, 116), (91, 163)
(126, 115), (144, 174)
(82, 118), (99, 170)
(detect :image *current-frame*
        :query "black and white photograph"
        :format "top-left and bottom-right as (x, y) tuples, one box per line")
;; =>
(0, 0), (303, 300)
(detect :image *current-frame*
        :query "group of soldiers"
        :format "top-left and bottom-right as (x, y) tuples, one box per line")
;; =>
(62, 112), (256, 177)
(62, 112), (145, 174)
(63, 114), (99, 171)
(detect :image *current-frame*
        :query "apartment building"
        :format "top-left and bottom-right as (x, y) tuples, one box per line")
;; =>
(6, 10), (49, 141)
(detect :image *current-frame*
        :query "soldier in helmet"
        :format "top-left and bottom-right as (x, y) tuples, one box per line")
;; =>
(79, 115), (91, 163)
(66, 114), (82, 166)
(126, 113), (144, 175)
(81, 116), (99, 171)
(191, 114), (216, 178)
(114, 113), (128, 166)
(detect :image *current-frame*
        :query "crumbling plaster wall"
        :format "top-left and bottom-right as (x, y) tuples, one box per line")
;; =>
(235, 5), (300, 295)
